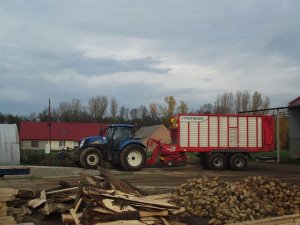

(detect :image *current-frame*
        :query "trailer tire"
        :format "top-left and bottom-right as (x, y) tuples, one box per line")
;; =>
(120, 145), (146, 171)
(79, 148), (103, 169)
(208, 153), (227, 170)
(229, 154), (248, 171)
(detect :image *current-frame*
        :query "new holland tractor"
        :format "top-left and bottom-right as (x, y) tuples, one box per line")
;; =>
(69, 124), (147, 171)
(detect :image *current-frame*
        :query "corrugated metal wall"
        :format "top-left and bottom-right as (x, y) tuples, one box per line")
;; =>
(0, 124), (20, 165)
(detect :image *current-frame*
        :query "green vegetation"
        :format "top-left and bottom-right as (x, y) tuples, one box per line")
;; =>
(20, 149), (76, 167)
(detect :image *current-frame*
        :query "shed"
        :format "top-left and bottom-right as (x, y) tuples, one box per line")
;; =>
(0, 124), (20, 165)
(134, 124), (171, 146)
(288, 96), (300, 159)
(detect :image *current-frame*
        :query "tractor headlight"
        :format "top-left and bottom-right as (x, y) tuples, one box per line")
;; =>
(79, 140), (85, 148)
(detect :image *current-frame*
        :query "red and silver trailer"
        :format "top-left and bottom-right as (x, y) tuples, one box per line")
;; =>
(147, 114), (274, 170)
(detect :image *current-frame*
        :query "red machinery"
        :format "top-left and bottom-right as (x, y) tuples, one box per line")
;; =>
(146, 114), (274, 170)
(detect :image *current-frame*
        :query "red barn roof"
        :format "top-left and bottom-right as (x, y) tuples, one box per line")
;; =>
(289, 96), (300, 108)
(19, 122), (108, 142)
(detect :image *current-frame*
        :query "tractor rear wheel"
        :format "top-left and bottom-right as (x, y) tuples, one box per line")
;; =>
(208, 153), (227, 170)
(79, 148), (103, 169)
(229, 154), (248, 171)
(120, 145), (146, 171)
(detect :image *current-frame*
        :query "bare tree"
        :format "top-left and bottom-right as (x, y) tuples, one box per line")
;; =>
(214, 92), (234, 114)
(88, 96), (108, 120)
(119, 106), (129, 121)
(240, 90), (251, 112)
(110, 97), (118, 120)
(251, 91), (263, 111)
(138, 105), (148, 119)
(197, 103), (214, 114)
(177, 100), (189, 114)
(130, 108), (138, 120)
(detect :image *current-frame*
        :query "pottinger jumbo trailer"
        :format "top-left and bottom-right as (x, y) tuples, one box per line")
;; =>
(147, 114), (274, 170)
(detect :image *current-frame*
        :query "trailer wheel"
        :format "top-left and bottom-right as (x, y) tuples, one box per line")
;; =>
(167, 161), (173, 167)
(208, 153), (227, 170)
(120, 145), (146, 171)
(79, 148), (103, 169)
(229, 154), (248, 171)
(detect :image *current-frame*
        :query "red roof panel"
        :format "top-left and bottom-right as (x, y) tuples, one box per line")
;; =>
(19, 122), (109, 142)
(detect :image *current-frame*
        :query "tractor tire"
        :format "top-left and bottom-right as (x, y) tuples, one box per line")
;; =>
(120, 145), (146, 171)
(229, 154), (248, 171)
(208, 153), (227, 170)
(79, 148), (103, 169)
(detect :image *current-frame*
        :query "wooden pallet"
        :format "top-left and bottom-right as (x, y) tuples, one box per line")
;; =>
(231, 213), (300, 225)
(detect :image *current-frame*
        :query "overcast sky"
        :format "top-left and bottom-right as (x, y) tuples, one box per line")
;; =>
(1, 0), (299, 115)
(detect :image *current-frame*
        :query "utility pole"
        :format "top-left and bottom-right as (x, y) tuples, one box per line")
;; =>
(276, 109), (280, 163)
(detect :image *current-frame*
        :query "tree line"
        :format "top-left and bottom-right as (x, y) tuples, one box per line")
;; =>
(0, 90), (271, 129)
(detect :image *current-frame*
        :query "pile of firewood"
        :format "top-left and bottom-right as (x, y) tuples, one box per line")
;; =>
(171, 176), (300, 225)
(25, 168), (186, 225)
(0, 188), (34, 225)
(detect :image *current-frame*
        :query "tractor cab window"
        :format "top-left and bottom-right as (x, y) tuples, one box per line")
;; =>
(113, 126), (133, 148)
(106, 127), (114, 142)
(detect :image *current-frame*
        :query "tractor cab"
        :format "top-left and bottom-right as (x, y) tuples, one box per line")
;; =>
(106, 124), (135, 150)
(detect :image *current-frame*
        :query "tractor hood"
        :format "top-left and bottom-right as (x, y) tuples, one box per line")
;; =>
(79, 136), (107, 148)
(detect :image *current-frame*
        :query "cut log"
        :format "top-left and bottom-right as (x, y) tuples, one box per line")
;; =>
(40, 190), (49, 215)
(169, 207), (186, 215)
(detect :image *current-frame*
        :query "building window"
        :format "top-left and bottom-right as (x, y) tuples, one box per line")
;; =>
(31, 141), (39, 148)
(59, 140), (66, 147)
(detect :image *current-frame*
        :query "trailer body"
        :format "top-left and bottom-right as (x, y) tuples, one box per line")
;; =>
(174, 114), (274, 153)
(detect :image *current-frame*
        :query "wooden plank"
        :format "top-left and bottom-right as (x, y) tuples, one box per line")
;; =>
(0, 202), (7, 217)
(98, 168), (142, 196)
(61, 212), (83, 223)
(46, 187), (78, 195)
(40, 190), (49, 215)
(139, 210), (168, 217)
(27, 198), (45, 208)
(70, 208), (81, 225)
(145, 193), (172, 200)
(160, 217), (170, 225)
(0, 195), (15, 201)
(102, 199), (136, 213)
(100, 193), (179, 209)
(169, 207), (186, 215)
(0, 188), (18, 196)
(0, 215), (16, 224)
(92, 207), (114, 214)
(93, 220), (144, 225)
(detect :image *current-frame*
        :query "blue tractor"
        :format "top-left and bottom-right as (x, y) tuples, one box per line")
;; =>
(71, 124), (147, 171)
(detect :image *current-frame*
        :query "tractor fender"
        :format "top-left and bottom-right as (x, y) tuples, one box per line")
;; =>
(120, 139), (146, 152)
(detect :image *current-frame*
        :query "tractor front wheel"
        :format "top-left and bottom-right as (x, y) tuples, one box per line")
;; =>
(120, 145), (146, 171)
(79, 148), (103, 169)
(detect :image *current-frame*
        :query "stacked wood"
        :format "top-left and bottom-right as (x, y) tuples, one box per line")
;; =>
(0, 188), (33, 225)
(25, 168), (186, 225)
(171, 176), (300, 225)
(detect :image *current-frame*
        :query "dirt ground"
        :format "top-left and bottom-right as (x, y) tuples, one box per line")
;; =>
(0, 161), (299, 225)
(1, 161), (299, 193)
